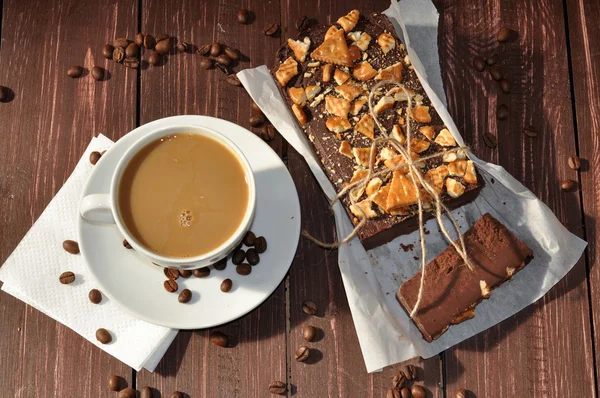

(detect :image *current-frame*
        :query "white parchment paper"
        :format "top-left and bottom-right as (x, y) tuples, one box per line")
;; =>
(238, 0), (587, 372)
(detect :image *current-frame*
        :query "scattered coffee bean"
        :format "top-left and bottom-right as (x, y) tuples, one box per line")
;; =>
(155, 39), (172, 54)
(226, 74), (242, 87)
(224, 48), (240, 61)
(296, 15), (310, 31)
(164, 279), (178, 293)
(302, 300), (317, 315)
(243, 231), (256, 246)
(108, 375), (121, 391)
(303, 325), (317, 342)
(213, 257), (227, 270)
(91, 66), (104, 81)
(264, 23), (279, 36)
(88, 289), (102, 304)
(67, 66), (84, 78)
(524, 125), (538, 137)
(411, 385), (426, 398)
(176, 41), (188, 53)
(485, 53), (499, 66)
(210, 42), (223, 57)
(472, 56), (485, 72)
(135, 33), (144, 46)
(102, 44), (115, 59)
(497, 26), (511, 42)
(156, 33), (169, 42)
(125, 43), (140, 58)
(220, 278), (233, 292)
(295, 345), (310, 362)
(386, 388), (400, 398)
(123, 239), (132, 249)
(209, 330), (230, 347)
(89, 151), (102, 165)
(252, 102), (263, 114)
(113, 38), (130, 48)
(216, 54), (232, 67)
(497, 104), (509, 120)
(483, 133), (497, 148)
(123, 57), (140, 69)
(499, 78), (511, 93)
(59, 271), (75, 285)
(170, 392), (184, 398)
(249, 113), (266, 127)
(456, 389), (468, 398)
(200, 57), (215, 70)
(392, 371), (406, 389)
(96, 328), (112, 344)
(236, 263), (252, 275)
(144, 34), (156, 50)
(197, 44), (211, 56)
(178, 289), (192, 303)
(0, 86), (8, 102)
(164, 267), (180, 280)
(232, 249), (246, 265)
(113, 47), (125, 63)
(140, 386), (153, 398)
(118, 388), (137, 398)
(259, 125), (276, 142)
(489, 65), (503, 81)
(246, 248), (259, 265)
(255, 236), (267, 253)
(237, 8), (250, 24)
(405, 364), (417, 380)
(193, 267), (211, 278)
(148, 51), (161, 66)
(180, 270), (191, 278)
(268, 380), (287, 395)
(63, 239), (80, 254)
(400, 388), (411, 398)
(568, 155), (581, 170)
(561, 179), (577, 192)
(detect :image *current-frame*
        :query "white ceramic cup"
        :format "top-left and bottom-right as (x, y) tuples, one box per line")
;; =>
(79, 125), (256, 270)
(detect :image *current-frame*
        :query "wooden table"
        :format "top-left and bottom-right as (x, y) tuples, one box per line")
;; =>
(0, 0), (597, 396)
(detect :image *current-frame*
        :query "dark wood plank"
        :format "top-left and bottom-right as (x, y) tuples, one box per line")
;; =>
(282, 1), (443, 397)
(0, 0), (138, 395)
(565, 0), (600, 391)
(135, 1), (287, 397)
(435, 0), (595, 396)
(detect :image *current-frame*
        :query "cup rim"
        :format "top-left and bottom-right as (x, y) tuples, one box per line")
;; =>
(110, 124), (256, 265)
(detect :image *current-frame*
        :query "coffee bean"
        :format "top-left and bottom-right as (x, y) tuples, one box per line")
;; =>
(199, 57), (215, 70)
(113, 38), (130, 48)
(215, 62), (229, 74)
(216, 54), (232, 67)
(126, 43), (140, 58)
(108, 375), (121, 391)
(264, 23), (279, 36)
(123, 239), (132, 249)
(96, 328), (112, 344)
(124, 57), (140, 69)
(63, 240), (80, 254)
(232, 249), (246, 265)
(135, 33), (144, 46)
(497, 26), (511, 42)
(386, 388), (400, 398)
(489, 65), (503, 81)
(102, 44), (115, 59)
(303, 325), (317, 342)
(249, 113), (266, 127)
(302, 300), (317, 315)
(405, 364), (417, 380)
(148, 51), (161, 66)
(210, 330), (230, 347)
(268, 380), (287, 395)
(252, 102), (263, 114)
(472, 56), (485, 72)
(497, 104), (509, 120)
(411, 385), (426, 398)
(392, 371), (406, 389)
(177, 41), (188, 53)
(483, 133), (497, 148)
(170, 392), (184, 398)
(243, 231), (256, 246)
(180, 270), (191, 278)
(237, 8), (250, 24)
(561, 179), (577, 192)
(246, 248), (259, 265)
(485, 53), (499, 66)
(164, 267), (180, 280)
(499, 78), (511, 93)
(156, 33), (169, 42)
(400, 388), (411, 398)
(88, 289), (102, 304)
(210, 43), (223, 57)
(155, 39), (172, 55)
(118, 388), (137, 398)
(197, 44), (211, 56)
(295, 345), (310, 362)
(59, 271), (75, 285)
(193, 267), (211, 278)
(568, 155), (581, 170)
(259, 125), (276, 142)
(524, 125), (538, 137)
(178, 289), (192, 303)
(164, 279), (178, 293)
(91, 66), (104, 81)
(214, 257), (227, 270)
(222, 48), (239, 61)
(456, 389), (468, 398)
(296, 16), (311, 31)
(236, 263), (252, 275)
(220, 278), (233, 292)
(140, 386), (153, 398)
(0, 86), (8, 102)
(226, 74), (242, 87)
(113, 47), (125, 63)
(67, 66), (84, 78)
(89, 151), (102, 165)
(144, 34), (156, 50)
(255, 236), (267, 253)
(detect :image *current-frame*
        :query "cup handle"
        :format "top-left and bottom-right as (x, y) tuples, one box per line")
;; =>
(79, 194), (115, 223)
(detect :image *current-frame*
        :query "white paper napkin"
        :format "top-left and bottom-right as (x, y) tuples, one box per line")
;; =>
(0, 135), (178, 372)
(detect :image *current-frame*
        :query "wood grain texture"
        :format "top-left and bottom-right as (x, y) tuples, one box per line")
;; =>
(0, 0), (137, 396)
(435, 0), (595, 396)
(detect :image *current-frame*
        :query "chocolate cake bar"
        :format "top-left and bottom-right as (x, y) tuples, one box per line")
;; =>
(272, 9), (483, 250)
(397, 213), (533, 342)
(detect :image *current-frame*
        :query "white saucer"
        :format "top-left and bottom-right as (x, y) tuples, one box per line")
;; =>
(77, 116), (301, 329)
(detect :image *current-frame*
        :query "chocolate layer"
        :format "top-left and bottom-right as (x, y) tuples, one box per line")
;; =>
(397, 213), (533, 342)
